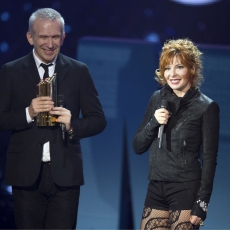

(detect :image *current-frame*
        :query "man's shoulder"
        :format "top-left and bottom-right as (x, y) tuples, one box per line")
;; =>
(58, 53), (87, 68)
(3, 53), (32, 68)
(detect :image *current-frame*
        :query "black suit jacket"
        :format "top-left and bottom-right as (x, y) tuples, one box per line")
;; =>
(0, 52), (106, 187)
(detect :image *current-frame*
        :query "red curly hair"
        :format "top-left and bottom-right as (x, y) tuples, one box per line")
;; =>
(155, 38), (203, 88)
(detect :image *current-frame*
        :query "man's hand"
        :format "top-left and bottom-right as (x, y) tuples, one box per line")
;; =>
(154, 108), (170, 125)
(29, 96), (54, 119)
(49, 107), (72, 131)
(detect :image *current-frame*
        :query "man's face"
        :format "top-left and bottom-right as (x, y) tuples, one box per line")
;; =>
(26, 19), (65, 63)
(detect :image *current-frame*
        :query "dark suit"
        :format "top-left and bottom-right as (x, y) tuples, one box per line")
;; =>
(0, 52), (106, 228)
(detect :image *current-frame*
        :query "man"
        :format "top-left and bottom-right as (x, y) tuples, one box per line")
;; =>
(0, 8), (106, 229)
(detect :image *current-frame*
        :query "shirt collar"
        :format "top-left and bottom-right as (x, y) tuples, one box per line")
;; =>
(32, 49), (57, 68)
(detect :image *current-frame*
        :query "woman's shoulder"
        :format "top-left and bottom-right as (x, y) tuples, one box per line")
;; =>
(198, 91), (218, 105)
(195, 91), (220, 113)
(149, 90), (161, 102)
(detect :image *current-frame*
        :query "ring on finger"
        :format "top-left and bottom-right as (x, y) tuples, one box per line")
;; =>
(199, 220), (204, 226)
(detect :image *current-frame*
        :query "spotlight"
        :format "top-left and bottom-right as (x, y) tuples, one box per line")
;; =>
(170, 0), (221, 5)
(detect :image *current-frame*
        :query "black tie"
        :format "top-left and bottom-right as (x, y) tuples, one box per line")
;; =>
(40, 63), (53, 79)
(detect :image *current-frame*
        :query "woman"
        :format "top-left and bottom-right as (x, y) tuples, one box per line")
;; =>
(133, 38), (219, 229)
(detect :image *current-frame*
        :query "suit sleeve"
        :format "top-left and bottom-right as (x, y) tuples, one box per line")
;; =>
(71, 64), (106, 139)
(0, 64), (30, 131)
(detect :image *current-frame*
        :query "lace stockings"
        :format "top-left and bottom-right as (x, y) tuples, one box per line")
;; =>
(141, 206), (200, 230)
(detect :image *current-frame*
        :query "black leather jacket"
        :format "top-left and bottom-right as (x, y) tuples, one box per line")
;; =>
(133, 85), (219, 219)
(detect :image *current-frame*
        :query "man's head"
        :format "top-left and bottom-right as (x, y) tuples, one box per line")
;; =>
(26, 8), (66, 63)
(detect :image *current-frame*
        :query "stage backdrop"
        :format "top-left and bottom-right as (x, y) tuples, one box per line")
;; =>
(76, 37), (230, 229)
(76, 37), (160, 229)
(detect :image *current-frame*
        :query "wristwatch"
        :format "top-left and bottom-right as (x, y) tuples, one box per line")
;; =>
(67, 127), (74, 140)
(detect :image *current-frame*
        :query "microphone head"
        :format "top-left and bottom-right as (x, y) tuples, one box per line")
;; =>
(57, 94), (65, 107)
(160, 99), (168, 109)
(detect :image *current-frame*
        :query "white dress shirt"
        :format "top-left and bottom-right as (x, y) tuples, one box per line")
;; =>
(25, 49), (57, 162)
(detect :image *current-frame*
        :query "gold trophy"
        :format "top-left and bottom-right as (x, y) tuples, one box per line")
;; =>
(36, 73), (58, 126)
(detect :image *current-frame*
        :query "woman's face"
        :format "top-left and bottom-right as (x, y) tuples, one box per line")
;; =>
(164, 55), (192, 97)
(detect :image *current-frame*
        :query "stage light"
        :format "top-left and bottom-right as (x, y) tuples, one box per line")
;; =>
(170, 0), (221, 5)
(1, 12), (10, 21)
(65, 24), (72, 33)
(145, 32), (160, 42)
(23, 3), (32, 12)
(0, 42), (9, 53)
(144, 8), (153, 17)
(6, 186), (12, 194)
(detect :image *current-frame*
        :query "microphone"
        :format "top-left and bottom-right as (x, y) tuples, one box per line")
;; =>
(57, 94), (66, 141)
(158, 99), (168, 148)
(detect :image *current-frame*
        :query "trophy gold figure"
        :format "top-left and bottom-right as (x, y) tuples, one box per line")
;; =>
(36, 73), (58, 126)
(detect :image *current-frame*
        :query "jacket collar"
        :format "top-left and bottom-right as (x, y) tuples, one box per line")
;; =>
(55, 53), (69, 85)
(160, 84), (200, 115)
(23, 52), (40, 88)
(22, 52), (69, 88)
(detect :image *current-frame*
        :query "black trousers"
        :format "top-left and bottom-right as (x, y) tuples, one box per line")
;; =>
(12, 162), (80, 229)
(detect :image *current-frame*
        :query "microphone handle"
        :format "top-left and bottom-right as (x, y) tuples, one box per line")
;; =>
(158, 99), (168, 148)
(59, 104), (66, 141)
(57, 95), (66, 142)
(61, 123), (66, 141)
(158, 125), (164, 148)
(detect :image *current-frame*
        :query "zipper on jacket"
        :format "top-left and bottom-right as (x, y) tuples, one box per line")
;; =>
(175, 115), (190, 131)
(183, 140), (187, 166)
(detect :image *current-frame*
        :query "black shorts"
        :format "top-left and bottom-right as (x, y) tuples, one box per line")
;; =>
(144, 180), (200, 211)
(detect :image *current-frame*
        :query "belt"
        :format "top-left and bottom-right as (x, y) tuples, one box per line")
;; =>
(42, 161), (51, 164)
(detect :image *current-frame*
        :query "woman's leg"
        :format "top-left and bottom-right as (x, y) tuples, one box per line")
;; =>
(140, 206), (170, 230)
(169, 210), (199, 230)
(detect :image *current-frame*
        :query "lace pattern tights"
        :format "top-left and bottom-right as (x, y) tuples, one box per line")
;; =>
(141, 206), (199, 230)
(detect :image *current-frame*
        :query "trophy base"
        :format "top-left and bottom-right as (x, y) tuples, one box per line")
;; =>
(36, 113), (58, 126)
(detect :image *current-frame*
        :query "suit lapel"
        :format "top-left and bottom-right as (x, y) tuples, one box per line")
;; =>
(23, 52), (41, 88)
(55, 53), (68, 87)
(22, 52), (68, 91)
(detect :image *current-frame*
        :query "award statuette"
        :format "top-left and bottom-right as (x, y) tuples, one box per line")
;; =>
(36, 73), (58, 126)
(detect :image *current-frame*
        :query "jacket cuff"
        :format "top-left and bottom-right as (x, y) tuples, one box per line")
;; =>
(191, 202), (207, 221)
(145, 117), (160, 136)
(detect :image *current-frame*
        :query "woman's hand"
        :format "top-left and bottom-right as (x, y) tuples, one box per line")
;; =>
(154, 108), (170, 125)
(49, 107), (72, 131)
(190, 215), (204, 226)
